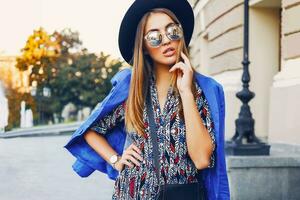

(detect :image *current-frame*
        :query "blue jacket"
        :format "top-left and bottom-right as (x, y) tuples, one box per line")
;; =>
(63, 67), (230, 199)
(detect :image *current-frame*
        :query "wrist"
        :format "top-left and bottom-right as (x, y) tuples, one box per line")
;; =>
(112, 155), (122, 170)
(180, 90), (193, 99)
(115, 159), (124, 172)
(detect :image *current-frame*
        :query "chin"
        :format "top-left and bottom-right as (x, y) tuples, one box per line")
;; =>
(159, 57), (177, 66)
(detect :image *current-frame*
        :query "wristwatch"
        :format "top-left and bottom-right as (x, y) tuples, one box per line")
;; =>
(110, 154), (121, 169)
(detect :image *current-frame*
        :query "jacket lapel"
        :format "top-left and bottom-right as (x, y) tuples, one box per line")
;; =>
(194, 72), (220, 143)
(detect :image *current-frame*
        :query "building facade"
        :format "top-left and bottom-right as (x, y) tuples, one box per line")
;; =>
(188, 0), (300, 145)
(0, 55), (30, 93)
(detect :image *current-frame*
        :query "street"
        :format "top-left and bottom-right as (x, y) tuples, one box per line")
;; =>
(0, 135), (115, 200)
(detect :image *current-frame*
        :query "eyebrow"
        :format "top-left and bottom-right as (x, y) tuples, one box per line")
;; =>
(145, 22), (176, 34)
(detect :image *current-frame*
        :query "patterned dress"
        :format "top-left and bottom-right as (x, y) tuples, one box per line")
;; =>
(90, 72), (216, 199)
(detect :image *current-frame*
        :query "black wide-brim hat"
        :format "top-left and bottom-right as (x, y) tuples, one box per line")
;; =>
(118, 0), (195, 64)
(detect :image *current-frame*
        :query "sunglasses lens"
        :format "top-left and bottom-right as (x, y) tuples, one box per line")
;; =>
(145, 31), (162, 47)
(144, 24), (183, 47)
(167, 24), (183, 40)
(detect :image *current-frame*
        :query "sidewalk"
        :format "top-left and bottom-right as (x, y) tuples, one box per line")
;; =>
(0, 121), (82, 138)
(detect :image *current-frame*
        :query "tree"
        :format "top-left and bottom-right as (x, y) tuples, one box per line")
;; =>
(15, 27), (125, 125)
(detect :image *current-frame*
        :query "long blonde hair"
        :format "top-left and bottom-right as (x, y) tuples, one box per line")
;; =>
(124, 8), (197, 137)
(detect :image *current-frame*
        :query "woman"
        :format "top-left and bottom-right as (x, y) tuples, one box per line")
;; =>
(64, 0), (230, 199)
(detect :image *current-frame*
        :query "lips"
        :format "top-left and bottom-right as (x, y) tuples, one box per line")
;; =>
(163, 47), (175, 57)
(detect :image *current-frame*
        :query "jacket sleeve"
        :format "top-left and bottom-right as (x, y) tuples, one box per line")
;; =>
(202, 96), (216, 169)
(195, 84), (216, 169)
(89, 101), (126, 135)
(63, 68), (131, 180)
(216, 83), (230, 199)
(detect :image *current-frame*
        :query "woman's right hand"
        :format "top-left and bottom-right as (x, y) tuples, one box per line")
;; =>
(114, 143), (144, 172)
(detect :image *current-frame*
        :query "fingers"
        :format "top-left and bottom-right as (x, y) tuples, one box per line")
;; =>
(169, 51), (193, 73)
(181, 52), (192, 71)
(169, 62), (185, 73)
(121, 144), (143, 168)
(121, 159), (134, 168)
(128, 149), (143, 162)
(124, 154), (141, 167)
(180, 51), (191, 67)
(131, 144), (142, 154)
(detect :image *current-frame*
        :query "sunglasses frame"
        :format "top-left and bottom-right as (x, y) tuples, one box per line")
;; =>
(144, 23), (183, 48)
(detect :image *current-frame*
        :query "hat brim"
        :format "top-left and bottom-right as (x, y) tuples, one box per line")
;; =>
(118, 0), (194, 64)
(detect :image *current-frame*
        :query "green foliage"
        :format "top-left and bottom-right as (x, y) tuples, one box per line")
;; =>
(13, 27), (125, 126)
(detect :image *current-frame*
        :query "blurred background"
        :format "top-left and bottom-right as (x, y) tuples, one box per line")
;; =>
(0, 0), (300, 199)
(0, 0), (133, 199)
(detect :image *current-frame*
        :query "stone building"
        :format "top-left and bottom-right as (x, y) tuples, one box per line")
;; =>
(188, 0), (300, 145)
(187, 0), (300, 199)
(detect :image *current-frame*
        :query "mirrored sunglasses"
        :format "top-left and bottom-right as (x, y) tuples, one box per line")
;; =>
(144, 23), (183, 48)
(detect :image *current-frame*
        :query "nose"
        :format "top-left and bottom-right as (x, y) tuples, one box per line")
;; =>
(161, 32), (171, 46)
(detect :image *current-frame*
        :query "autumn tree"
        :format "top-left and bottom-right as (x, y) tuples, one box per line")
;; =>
(15, 27), (124, 125)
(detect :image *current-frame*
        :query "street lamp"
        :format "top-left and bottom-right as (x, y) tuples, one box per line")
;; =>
(225, 0), (270, 155)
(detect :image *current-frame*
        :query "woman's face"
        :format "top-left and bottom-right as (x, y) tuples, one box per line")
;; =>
(144, 12), (180, 67)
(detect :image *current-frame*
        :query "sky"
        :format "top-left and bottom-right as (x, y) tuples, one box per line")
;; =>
(0, 0), (134, 60)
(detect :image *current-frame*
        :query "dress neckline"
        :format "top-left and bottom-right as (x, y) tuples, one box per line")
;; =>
(150, 72), (174, 124)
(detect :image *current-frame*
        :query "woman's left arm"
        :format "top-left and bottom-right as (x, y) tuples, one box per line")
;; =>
(169, 51), (214, 170)
(180, 91), (215, 170)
